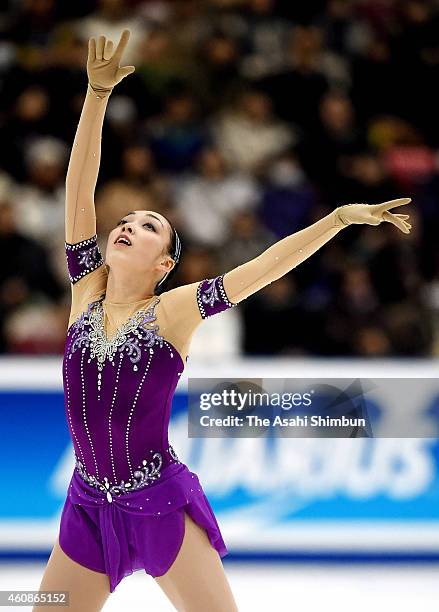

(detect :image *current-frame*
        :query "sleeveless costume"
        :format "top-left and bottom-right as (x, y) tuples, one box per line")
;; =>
(58, 83), (344, 593)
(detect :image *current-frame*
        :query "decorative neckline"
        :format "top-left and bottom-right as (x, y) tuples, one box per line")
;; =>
(98, 294), (160, 344)
(68, 294), (186, 370)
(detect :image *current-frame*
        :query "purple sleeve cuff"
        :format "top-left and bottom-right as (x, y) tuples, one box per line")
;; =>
(196, 274), (236, 319)
(65, 234), (104, 284)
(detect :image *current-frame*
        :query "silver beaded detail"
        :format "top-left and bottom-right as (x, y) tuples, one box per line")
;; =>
(65, 235), (97, 251)
(69, 296), (163, 371)
(64, 351), (86, 466)
(163, 340), (175, 359)
(125, 351), (154, 477)
(196, 275), (236, 319)
(109, 351), (124, 482)
(80, 349), (99, 477)
(168, 444), (181, 463)
(75, 450), (163, 501)
(65, 234), (104, 283)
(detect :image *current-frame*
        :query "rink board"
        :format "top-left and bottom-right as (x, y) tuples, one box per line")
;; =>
(1, 356), (439, 560)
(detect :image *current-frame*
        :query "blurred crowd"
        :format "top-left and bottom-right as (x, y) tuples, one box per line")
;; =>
(1, 0), (439, 357)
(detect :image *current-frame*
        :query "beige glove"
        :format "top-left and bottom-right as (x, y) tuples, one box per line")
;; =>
(334, 198), (412, 233)
(87, 29), (135, 95)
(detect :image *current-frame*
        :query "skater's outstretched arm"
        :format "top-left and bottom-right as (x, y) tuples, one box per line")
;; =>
(222, 198), (412, 303)
(159, 199), (412, 347)
(64, 30), (135, 326)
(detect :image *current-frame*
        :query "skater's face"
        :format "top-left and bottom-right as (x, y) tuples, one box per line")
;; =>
(106, 210), (175, 283)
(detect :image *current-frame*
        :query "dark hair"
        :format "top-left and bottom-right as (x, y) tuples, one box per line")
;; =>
(154, 218), (183, 295)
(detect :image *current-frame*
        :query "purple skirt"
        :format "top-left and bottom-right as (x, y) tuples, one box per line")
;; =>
(58, 461), (228, 592)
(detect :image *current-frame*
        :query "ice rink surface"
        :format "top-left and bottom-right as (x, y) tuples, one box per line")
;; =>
(1, 562), (439, 611)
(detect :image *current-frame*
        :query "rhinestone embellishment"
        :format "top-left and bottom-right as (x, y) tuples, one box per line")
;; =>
(74, 443), (181, 502)
(75, 450), (164, 501)
(69, 296), (165, 372)
(65, 234), (104, 283)
(201, 278), (221, 308)
(168, 444), (181, 463)
(196, 275), (235, 319)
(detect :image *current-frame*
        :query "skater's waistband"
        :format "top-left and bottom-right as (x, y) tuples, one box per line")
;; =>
(73, 444), (182, 502)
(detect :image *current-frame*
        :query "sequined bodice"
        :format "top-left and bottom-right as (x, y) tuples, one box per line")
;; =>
(63, 233), (236, 500)
(63, 295), (185, 498)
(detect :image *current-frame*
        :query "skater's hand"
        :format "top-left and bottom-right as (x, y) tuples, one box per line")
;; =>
(87, 29), (135, 94)
(334, 198), (412, 234)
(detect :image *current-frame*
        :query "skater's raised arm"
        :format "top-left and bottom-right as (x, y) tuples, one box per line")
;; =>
(64, 30), (135, 327)
(65, 29), (135, 245)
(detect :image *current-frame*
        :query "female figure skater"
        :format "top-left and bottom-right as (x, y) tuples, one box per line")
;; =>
(34, 30), (411, 612)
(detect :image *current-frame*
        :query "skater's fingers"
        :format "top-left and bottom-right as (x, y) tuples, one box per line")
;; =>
(96, 35), (105, 61)
(88, 37), (96, 64)
(382, 210), (410, 233)
(113, 29), (130, 62)
(375, 197), (412, 212)
(103, 39), (113, 61)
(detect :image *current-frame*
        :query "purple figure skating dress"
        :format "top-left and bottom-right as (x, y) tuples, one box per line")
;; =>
(58, 234), (236, 592)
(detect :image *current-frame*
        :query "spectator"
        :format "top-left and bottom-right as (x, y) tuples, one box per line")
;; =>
(0, 192), (64, 354)
(135, 25), (192, 105)
(212, 88), (296, 173)
(0, 85), (52, 181)
(237, 0), (292, 79)
(174, 146), (260, 246)
(219, 209), (276, 273)
(334, 150), (398, 207)
(297, 90), (366, 205)
(240, 275), (309, 355)
(146, 87), (208, 173)
(257, 24), (345, 129)
(323, 263), (382, 355)
(12, 136), (69, 257)
(194, 33), (244, 112)
(259, 151), (319, 239)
